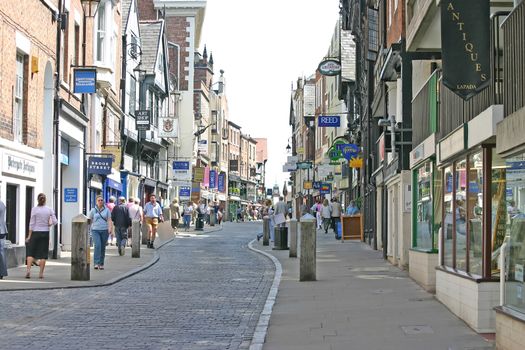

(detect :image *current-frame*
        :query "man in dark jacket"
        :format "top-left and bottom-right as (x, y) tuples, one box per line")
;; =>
(111, 197), (131, 256)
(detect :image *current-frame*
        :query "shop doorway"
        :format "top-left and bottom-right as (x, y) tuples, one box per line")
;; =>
(6, 184), (18, 244)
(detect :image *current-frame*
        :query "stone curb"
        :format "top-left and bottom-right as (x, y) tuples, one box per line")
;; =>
(247, 238), (283, 350)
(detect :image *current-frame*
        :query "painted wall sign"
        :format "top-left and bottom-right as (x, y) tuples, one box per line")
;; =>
(440, 0), (490, 100)
(87, 157), (112, 175)
(136, 110), (151, 131)
(73, 68), (96, 94)
(3, 153), (37, 179)
(173, 161), (190, 170)
(318, 59), (342, 76)
(318, 115), (341, 127)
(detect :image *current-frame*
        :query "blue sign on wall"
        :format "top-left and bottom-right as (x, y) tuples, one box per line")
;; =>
(64, 188), (78, 203)
(209, 170), (217, 189)
(218, 173), (226, 192)
(173, 161), (190, 170)
(88, 157), (112, 175)
(318, 115), (341, 127)
(73, 68), (97, 94)
(179, 187), (191, 197)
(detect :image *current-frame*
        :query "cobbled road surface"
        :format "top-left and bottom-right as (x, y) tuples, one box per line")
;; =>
(0, 222), (273, 350)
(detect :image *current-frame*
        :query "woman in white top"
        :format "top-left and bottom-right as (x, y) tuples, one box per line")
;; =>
(321, 199), (332, 234)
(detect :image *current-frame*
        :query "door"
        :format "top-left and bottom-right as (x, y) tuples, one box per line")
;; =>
(6, 184), (18, 243)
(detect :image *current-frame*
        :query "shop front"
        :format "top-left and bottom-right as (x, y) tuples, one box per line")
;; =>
(409, 134), (440, 292)
(494, 110), (525, 348)
(435, 121), (504, 332)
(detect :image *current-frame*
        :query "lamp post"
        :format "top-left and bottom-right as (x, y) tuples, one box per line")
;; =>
(304, 116), (316, 206)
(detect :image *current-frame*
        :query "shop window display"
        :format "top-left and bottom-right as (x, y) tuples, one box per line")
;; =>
(455, 159), (468, 271)
(414, 162), (434, 251)
(468, 151), (483, 276)
(503, 152), (525, 314)
(444, 165), (454, 267)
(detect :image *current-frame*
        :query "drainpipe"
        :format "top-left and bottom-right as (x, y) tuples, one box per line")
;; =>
(52, 0), (63, 259)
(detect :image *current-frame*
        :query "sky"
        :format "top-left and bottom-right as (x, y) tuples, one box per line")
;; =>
(200, 0), (341, 190)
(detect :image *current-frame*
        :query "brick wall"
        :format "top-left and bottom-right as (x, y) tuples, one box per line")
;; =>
(165, 16), (191, 91)
(387, 0), (406, 46)
(0, 1), (57, 148)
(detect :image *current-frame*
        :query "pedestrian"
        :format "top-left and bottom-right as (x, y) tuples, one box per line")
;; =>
(143, 194), (164, 248)
(111, 196), (131, 256)
(331, 197), (342, 238)
(127, 197), (134, 209)
(88, 195), (112, 270)
(0, 199), (8, 279)
(170, 199), (180, 233)
(321, 199), (332, 234)
(266, 199), (275, 242)
(183, 202), (193, 230)
(128, 198), (143, 245)
(274, 196), (288, 228)
(25, 193), (58, 279)
(346, 200), (360, 215)
(106, 196), (117, 245)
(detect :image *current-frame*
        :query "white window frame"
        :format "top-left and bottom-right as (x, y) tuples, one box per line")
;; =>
(14, 52), (25, 143)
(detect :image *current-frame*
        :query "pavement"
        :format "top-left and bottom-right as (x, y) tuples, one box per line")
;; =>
(249, 224), (496, 350)
(0, 223), (223, 292)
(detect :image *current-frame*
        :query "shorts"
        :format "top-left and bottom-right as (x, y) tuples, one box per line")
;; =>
(146, 217), (159, 229)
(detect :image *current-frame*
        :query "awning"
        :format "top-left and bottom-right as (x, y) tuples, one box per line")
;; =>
(157, 181), (169, 190)
(229, 195), (241, 202)
(144, 178), (157, 188)
(106, 178), (123, 192)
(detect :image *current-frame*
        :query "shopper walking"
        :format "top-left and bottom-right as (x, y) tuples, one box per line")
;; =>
(144, 194), (164, 248)
(321, 199), (332, 234)
(170, 199), (181, 233)
(183, 202), (193, 231)
(111, 197), (131, 256)
(311, 199), (322, 229)
(25, 193), (58, 278)
(331, 198), (342, 238)
(106, 196), (116, 245)
(274, 196), (288, 228)
(128, 198), (143, 245)
(88, 195), (112, 270)
(0, 199), (8, 279)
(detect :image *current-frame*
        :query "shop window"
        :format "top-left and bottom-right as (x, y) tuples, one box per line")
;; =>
(492, 151), (508, 275)
(443, 165), (454, 267)
(504, 152), (525, 314)
(468, 151), (483, 275)
(414, 161), (434, 251)
(455, 159), (468, 271)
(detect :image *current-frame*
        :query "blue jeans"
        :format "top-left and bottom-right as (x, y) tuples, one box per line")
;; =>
(91, 230), (109, 266)
(0, 238), (7, 277)
(115, 226), (128, 248)
(183, 215), (191, 229)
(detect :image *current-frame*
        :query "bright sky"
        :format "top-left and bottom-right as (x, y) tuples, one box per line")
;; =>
(200, 0), (341, 190)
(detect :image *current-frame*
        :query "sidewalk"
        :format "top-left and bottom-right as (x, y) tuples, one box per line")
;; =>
(0, 224), (222, 292)
(252, 226), (495, 350)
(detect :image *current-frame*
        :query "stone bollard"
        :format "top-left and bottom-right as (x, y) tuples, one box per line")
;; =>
(132, 220), (141, 258)
(141, 220), (149, 245)
(262, 216), (270, 246)
(300, 215), (316, 281)
(289, 219), (298, 258)
(209, 208), (216, 226)
(71, 214), (90, 281)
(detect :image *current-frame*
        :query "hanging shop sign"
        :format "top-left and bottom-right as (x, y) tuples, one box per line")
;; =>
(73, 68), (96, 94)
(87, 156), (112, 175)
(135, 110), (151, 131)
(318, 59), (342, 76)
(313, 181), (322, 190)
(296, 147), (304, 155)
(349, 157), (364, 168)
(283, 163), (297, 172)
(179, 186), (191, 198)
(173, 161), (191, 181)
(218, 172), (226, 192)
(266, 188), (273, 196)
(193, 167), (205, 182)
(336, 143), (359, 160)
(209, 170), (217, 189)
(319, 183), (332, 195)
(296, 161), (313, 170)
(229, 159), (239, 172)
(158, 117), (178, 138)
(303, 181), (313, 190)
(198, 140), (208, 155)
(318, 115), (341, 127)
(440, 0), (490, 100)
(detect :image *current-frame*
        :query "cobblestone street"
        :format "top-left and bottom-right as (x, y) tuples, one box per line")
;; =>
(0, 222), (272, 350)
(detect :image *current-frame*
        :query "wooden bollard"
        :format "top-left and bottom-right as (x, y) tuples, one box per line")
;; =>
(263, 216), (270, 246)
(132, 220), (141, 258)
(71, 214), (90, 281)
(300, 214), (316, 281)
(289, 219), (298, 258)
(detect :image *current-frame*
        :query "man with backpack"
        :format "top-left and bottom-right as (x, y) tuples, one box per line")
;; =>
(111, 196), (131, 256)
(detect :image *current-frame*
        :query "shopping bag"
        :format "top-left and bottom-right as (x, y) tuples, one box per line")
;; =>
(274, 213), (286, 225)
